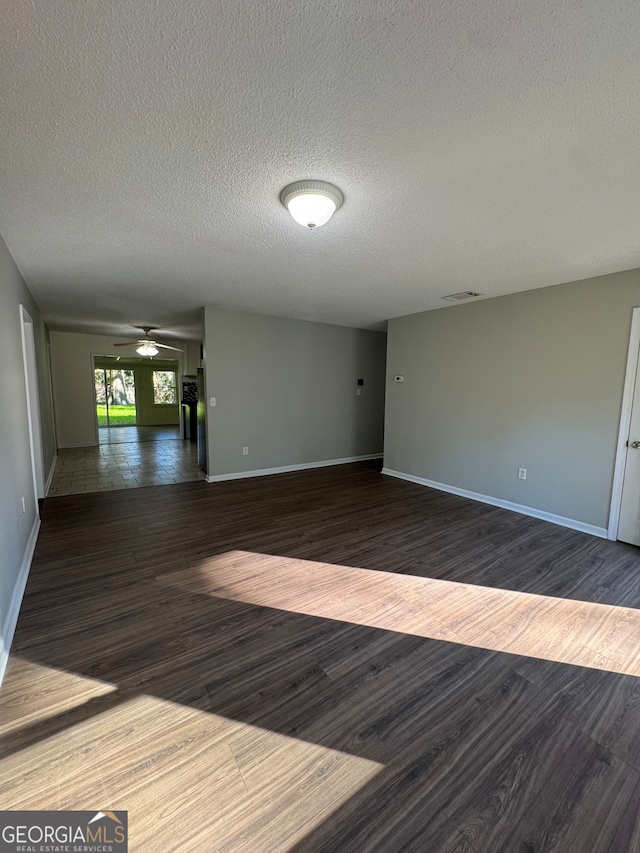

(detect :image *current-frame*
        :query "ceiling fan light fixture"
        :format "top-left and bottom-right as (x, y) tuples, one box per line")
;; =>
(280, 181), (344, 229)
(136, 343), (159, 357)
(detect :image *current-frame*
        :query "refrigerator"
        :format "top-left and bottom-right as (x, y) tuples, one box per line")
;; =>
(196, 368), (207, 473)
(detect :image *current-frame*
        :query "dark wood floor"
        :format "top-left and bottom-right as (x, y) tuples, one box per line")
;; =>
(3, 460), (640, 852)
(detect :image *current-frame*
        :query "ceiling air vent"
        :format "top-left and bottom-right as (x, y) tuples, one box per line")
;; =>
(441, 291), (483, 302)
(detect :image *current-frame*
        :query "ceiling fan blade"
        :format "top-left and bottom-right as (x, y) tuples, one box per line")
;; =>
(113, 342), (137, 346)
(154, 342), (184, 352)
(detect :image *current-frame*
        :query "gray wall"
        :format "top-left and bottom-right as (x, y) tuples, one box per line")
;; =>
(204, 306), (386, 476)
(384, 269), (640, 530)
(0, 233), (56, 659)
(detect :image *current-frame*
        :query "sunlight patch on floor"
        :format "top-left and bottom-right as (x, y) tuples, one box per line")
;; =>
(0, 672), (384, 852)
(0, 657), (117, 736)
(157, 550), (640, 676)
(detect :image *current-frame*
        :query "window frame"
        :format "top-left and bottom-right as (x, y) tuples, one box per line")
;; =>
(151, 369), (178, 406)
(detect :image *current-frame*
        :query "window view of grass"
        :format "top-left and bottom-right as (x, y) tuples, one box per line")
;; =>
(95, 367), (137, 427)
(96, 404), (137, 427)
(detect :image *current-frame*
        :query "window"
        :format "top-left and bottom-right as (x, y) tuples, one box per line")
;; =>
(94, 367), (137, 426)
(152, 370), (177, 405)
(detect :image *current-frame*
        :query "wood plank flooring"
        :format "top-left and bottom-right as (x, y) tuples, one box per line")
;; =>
(157, 550), (640, 675)
(3, 460), (640, 852)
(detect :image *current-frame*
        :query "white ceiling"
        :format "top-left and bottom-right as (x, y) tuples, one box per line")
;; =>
(2, 0), (640, 340)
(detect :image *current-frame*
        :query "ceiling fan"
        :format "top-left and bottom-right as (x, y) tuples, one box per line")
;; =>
(113, 327), (183, 357)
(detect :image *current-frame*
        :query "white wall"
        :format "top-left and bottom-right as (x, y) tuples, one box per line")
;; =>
(384, 269), (640, 531)
(0, 233), (56, 681)
(204, 306), (386, 478)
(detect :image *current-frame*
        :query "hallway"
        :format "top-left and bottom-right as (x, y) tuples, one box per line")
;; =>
(48, 427), (204, 495)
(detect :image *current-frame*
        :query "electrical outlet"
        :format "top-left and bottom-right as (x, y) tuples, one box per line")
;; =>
(356, 387), (362, 396)
(243, 446), (249, 455)
(21, 496), (26, 513)
(518, 468), (527, 480)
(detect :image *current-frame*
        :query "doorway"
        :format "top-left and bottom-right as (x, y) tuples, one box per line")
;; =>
(94, 367), (137, 427)
(19, 305), (45, 506)
(609, 306), (640, 544)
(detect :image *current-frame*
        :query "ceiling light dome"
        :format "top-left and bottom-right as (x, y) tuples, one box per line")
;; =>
(136, 343), (158, 356)
(280, 181), (344, 229)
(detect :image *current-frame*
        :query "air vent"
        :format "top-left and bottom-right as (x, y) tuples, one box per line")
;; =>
(441, 291), (483, 302)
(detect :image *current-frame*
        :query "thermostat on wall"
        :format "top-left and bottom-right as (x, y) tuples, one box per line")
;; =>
(394, 375), (404, 383)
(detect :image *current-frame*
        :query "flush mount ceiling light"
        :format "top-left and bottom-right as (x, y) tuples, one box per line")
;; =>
(280, 181), (344, 229)
(136, 343), (159, 356)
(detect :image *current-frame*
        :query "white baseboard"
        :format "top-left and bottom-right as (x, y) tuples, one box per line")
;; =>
(207, 454), (383, 483)
(381, 468), (608, 539)
(0, 515), (40, 686)
(45, 453), (57, 496)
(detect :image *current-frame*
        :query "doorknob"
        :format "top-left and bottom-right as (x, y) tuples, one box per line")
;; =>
(631, 441), (640, 449)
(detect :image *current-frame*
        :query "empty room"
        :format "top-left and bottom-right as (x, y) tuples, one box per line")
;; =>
(2, 2), (640, 852)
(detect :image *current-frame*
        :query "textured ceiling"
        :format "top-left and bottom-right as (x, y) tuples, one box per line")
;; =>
(1, 0), (640, 339)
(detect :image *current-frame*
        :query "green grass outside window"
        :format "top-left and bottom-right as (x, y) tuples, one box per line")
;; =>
(96, 404), (137, 427)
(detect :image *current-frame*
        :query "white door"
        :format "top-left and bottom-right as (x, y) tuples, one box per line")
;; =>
(20, 305), (45, 505)
(618, 335), (640, 543)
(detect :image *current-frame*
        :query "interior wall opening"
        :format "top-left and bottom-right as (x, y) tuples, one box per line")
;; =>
(92, 355), (181, 444)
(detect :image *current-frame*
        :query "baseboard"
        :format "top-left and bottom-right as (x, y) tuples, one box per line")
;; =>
(57, 442), (98, 449)
(381, 468), (608, 539)
(0, 515), (40, 686)
(45, 453), (57, 496)
(207, 454), (383, 483)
